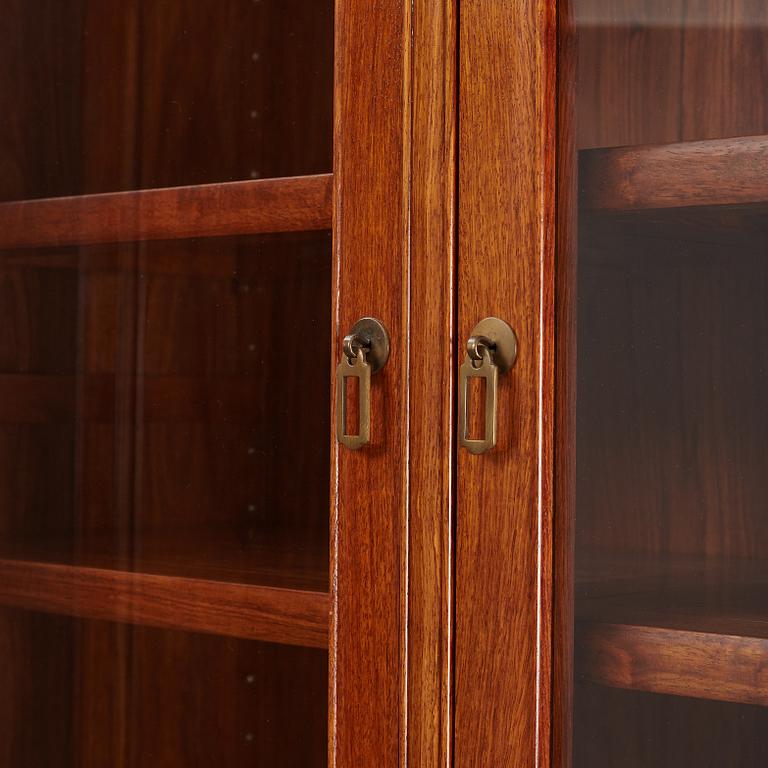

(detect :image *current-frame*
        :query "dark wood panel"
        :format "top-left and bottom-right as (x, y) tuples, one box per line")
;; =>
(576, 228), (768, 559)
(0, 0), (333, 201)
(574, 685), (768, 768)
(573, 204), (768, 761)
(571, 3), (768, 766)
(576, 0), (686, 149)
(576, 0), (768, 148)
(455, 0), (557, 764)
(0, 608), (74, 766)
(679, 2), (768, 142)
(0, 373), (325, 424)
(0, 557), (329, 648)
(127, 627), (327, 768)
(0, 175), (333, 249)
(0, 0), (86, 200)
(0, 609), (328, 768)
(580, 136), (768, 211)
(137, 0), (333, 189)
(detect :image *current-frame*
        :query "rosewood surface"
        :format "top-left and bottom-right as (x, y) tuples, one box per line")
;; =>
(0, 175), (332, 249)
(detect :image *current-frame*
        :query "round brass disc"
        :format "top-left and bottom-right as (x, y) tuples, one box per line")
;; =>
(349, 317), (390, 373)
(469, 317), (518, 373)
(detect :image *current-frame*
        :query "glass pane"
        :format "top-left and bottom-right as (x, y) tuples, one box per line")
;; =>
(570, 3), (768, 766)
(0, 0), (333, 202)
(0, 608), (327, 767)
(0, 231), (330, 765)
(0, 231), (330, 588)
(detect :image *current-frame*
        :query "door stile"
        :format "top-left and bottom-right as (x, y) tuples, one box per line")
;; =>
(552, 0), (577, 766)
(454, 1), (559, 766)
(330, 0), (413, 765)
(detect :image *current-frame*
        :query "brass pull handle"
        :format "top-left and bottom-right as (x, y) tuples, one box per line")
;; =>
(459, 317), (518, 454)
(336, 317), (390, 450)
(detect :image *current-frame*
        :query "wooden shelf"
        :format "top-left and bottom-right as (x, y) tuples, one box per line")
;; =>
(0, 174), (333, 249)
(577, 555), (768, 706)
(0, 536), (329, 649)
(580, 135), (768, 212)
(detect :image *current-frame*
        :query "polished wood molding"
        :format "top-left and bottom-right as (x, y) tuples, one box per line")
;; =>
(581, 135), (768, 211)
(0, 557), (329, 649)
(0, 174), (332, 249)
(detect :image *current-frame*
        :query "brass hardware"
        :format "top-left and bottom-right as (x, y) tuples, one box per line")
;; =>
(459, 317), (518, 454)
(336, 317), (390, 450)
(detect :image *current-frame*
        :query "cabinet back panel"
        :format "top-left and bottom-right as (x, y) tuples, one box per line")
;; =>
(575, 684), (768, 767)
(0, 232), (331, 586)
(0, 0), (333, 201)
(577, 0), (768, 148)
(0, 607), (327, 768)
(577, 219), (768, 558)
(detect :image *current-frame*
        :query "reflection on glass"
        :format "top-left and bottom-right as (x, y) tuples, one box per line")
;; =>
(0, 608), (327, 766)
(0, 232), (331, 589)
(0, 0), (333, 202)
(572, 2), (768, 765)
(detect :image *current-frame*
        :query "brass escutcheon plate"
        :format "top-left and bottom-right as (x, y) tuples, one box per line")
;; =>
(468, 317), (518, 372)
(347, 317), (390, 373)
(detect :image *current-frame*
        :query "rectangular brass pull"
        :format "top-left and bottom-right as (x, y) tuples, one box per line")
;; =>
(337, 352), (371, 450)
(459, 317), (518, 454)
(459, 351), (499, 454)
(336, 317), (390, 450)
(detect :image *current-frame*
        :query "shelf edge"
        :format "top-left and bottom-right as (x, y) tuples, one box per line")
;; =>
(578, 620), (768, 706)
(0, 174), (333, 249)
(0, 558), (329, 650)
(580, 135), (768, 212)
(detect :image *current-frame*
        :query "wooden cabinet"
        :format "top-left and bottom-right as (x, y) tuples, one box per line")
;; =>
(455, 1), (768, 766)
(2, 0), (766, 766)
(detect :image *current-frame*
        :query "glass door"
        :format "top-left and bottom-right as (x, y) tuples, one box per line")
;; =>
(570, 2), (768, 765)
(0, 2), (332, 765)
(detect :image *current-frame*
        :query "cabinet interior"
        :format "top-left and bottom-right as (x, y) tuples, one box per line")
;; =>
(574, 1), (768, 764)
(0, 0), (333, 764)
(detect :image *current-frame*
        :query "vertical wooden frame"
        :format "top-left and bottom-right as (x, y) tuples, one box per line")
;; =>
(454, 0), (565, 766)
(409, 0), (457, 766)
(330, 0), (411, 764)
(553, 2), (577, 765)
(331, 0), (457, 764)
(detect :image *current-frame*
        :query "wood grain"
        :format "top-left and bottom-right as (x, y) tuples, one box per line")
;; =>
(0, 557), (328, 649)
(408, 0), (456, 765)
(576, 236), (768, 560)
(576, 0), (768, 149)
(455, 0), (556, 765)
(1, 2), (335, 765)
(571, 3), (768, 765)
(0, 0), (333, 201)
(578, 623), (768, 706)
(0, 175), (332, 249)
(581, 135), (768, 211)
(330, 0), (411, 763)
